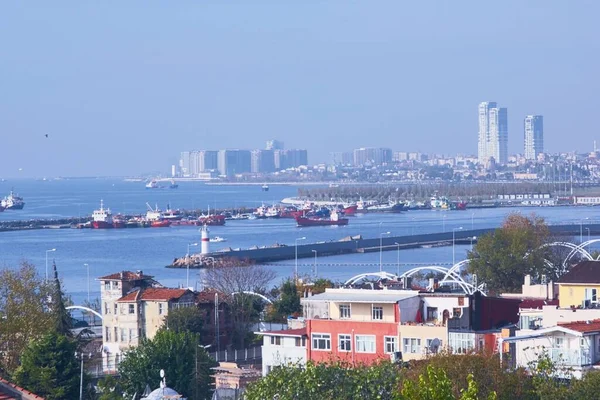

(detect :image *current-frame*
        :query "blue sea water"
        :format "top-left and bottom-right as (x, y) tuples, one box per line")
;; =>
(0, 179), (598, 305)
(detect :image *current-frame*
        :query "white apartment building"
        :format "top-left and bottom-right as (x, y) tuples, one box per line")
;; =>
(524, 115), (544, 160)
(478, 101), (508, 165)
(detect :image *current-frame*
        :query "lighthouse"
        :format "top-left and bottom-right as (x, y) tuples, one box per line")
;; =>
(200, 225), (210, 254)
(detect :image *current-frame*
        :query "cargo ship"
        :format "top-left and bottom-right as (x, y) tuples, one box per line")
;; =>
(198, 214), (226, 226)
(1, 190), (25, 210)
(92, 200), (113, 229)
(112, 214), (126, 228)
(295, 210), (349, 227)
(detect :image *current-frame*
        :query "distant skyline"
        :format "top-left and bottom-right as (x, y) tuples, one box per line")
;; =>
(1, 1), (599, 178)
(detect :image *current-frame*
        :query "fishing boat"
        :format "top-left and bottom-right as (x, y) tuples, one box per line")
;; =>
(1, 190), (25, 210)
(295, 210), (349, 227)
(92, 200), (113, 229)
(145, 180), (159, 189)
(169, 180), (178, 189)
(150, 220), (171, 228)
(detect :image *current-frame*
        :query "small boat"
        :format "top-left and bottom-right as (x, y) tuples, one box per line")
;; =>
(209, 236), (227, 243)
(169, 180), (178, 189)
(1, 190), (25, 210)
(125, 219), (141, 228)
(295, 210), (349, 227)
(91, 200), (113, 229)
(261, 184), (269, 192)
(145, 180), (159, 189)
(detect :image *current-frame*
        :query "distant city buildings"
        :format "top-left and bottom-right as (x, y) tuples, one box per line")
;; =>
(524, 115), (544, 160)
(266, 139), (284, 151)
(478, 101), (508, 165)
(353, 147), (392, 167)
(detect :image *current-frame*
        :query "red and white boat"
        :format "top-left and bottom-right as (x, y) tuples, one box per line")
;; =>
(162, 205), (182, 220)
(92, 200), (113, 229)
(144, 203), (171, 228)
(342, 204), (358, 216)
(150, 220), (171, 228)
(295, 210), (349, 227)
(198, 214), (226, 226)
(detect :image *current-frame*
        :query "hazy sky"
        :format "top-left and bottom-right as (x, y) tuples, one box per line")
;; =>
(1, 1), (598, 177)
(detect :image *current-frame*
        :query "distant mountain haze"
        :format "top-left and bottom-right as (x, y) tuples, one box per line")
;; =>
(0, 1), (598, 177)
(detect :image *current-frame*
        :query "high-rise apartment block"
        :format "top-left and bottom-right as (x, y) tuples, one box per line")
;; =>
(251, 149), (276, 173)
(524, 115), (543, 160)
(217, 150), (252, 177)
(352, 147), (392, 166)
(266, 139), (284, 150)
(478, 102), (508, 165)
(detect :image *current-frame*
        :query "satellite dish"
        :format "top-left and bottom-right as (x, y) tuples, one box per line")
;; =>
(160, 369), (165, 378)
(429, 338), (441, 353)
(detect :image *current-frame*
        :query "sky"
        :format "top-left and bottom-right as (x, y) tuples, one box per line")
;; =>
(1, 1), (599, 178)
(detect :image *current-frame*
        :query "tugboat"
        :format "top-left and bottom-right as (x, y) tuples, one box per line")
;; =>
(162, 204), (182, 220)
(295, 209), (349, 227)
(92, 200), (113, 229)
(1, 190), (25, 210)
(209, 236), (227, 243)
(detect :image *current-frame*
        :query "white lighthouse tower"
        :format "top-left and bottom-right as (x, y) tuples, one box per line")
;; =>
(200, 225), (210, 254)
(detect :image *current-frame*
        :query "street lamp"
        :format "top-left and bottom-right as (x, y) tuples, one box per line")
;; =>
(75, 352), (92, 400)
(312, 250), (318, 276)
(295, 237), (306, 279)
(394, 242), (401, 277)
(452, 227), (463, 266)
(45, 248), (56, 280)
(580, 218), (589, 244)
(84, 263), (90, 303)
(187, 243), (199, 288)
(380, 231), (391, 272)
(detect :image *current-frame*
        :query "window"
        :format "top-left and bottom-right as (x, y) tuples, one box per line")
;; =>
(426, 307), (438, 321)
(104, 281), (110, 290)
(129, 329), (135, 342)
(384, 336), (398, 354)
(112, 281), (119, 290)
(129, 304), (135, 314)
(372, 306), (383, 320)
(120, 328), (126, 342)
(312, 333), (331, 350)
(339, 304), (351, 319)
(113, 327), (118, 343)
(449, 332), (475, 354)
(339, 334), (352, 352)
(105, 327), (110, 341)
(585, 288), (597, 302)
(295, 337), (306, 347)
(355, 335), (376, 353)
(555, 337), (564, 348)
(104, 302), (109, 315)
(113, 303), (118, 315)
(453, 308), (462, 318)
(159, 303), (165, 315)
(403, 338), (421, 354)
(270, 336), (282, 345)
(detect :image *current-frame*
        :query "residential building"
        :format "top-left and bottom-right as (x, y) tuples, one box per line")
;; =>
(557, 261), (600, 309)
(180, 151), (191, 177)
(478, 102), (508, 165)
(259, 328), (308, 376)
(331, 151), (353, 166)
(198, 150), (219, 172)
(352, 147), (393, 166)
(217, 149), (252, 176)
(524, 115), (544, 160)
(251, 149), (275, 173)
(0, 377), (43, 400)
(266, 139), (284, 151)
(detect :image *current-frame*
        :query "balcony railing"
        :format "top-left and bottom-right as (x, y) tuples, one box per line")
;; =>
(548, 348), (592, 366)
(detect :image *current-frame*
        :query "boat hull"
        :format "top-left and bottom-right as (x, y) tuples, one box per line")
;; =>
(92, 221), (113, 229)
(150, 220), (171, 228)
(295, 217), (349, 227)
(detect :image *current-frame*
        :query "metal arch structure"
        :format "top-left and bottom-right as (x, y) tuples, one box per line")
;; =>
(535, 241), (594, 263)
(232, 291), (273, 304)
(66, 305), (103, 320)
(344, 271), (399, 286)
(399, 264), (481, 295)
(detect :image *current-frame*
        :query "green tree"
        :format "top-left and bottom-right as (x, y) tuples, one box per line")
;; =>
(467, 213), (550, 293)
(272, 279), (301, 321)
(95, 375), (124, 400)
(12, 332), (80, 400)
(0, 262), (54, 375)
(51, 261), (73, 337)
(164, 306), (204, 334)
(571, 370), (600, 399)
(402, 365), (496, 400)
(118, 330), (216, 400)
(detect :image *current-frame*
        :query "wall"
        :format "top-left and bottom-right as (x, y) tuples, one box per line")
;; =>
(420, 295), (468, 325)
(541, 305), (600, 328)
(261, 335), (307, 376)
(398, 296), (421, 323)
(329, 302), (397, 323)
(307, 319), (398, 366)
(399, 324), (448, 361)
(559, 284), (600, 308)
(470, 292), (520, 331)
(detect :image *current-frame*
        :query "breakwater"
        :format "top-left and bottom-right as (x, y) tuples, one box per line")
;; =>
(168, 223), (599, 268)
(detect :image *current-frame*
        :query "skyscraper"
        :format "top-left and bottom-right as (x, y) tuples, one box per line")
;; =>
(524, 115), (543, 160)
(478, 102), (508, 165)
(266, 140), (284, 150)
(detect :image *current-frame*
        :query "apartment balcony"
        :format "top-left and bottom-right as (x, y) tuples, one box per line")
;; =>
(548, 348), (592, 367)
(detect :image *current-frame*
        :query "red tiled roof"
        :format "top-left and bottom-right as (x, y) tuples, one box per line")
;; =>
(258, 328), (307, 337)
(559, 319), (600, 333)
(118, 288), (189, 302)
(0, 377), (44, 399)
(98, 271), (154, 281)
(558, 261), (600, 284)
(196, 289), (224, 303)
(520, 298), (559, 309)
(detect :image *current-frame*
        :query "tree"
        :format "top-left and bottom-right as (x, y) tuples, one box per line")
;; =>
(95, 375), (124, 400)
(165, 306), (204, 334)
(402, 365), (495, 400)
(12, 332), (80, 400)
(51, 261), (73, 336)
(271, 279), (301, 322)
(467, 213), (550, 293)
(118, 330), (216, 400)
(0, 262), (54, 375)
(204, 265), (276, 348)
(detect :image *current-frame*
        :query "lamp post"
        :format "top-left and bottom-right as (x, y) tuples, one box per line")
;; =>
(84, 263), (90, 303)
(45, 248), (56, 280)
(295, 237), (306, 279)
(452, 227), (463, 266)
(586, 227), (591, 242)
(580, 218), (589, 244)
(75, 352), (91, 400)
(380, 231), (391, 272)
(312, 250), (318, 276)
(394, 242), (400, 277)
(187, 243), (198, 288)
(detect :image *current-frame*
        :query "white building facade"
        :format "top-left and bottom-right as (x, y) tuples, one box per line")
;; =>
(524, 115), (543, 160)
(478, 101), (508, 165)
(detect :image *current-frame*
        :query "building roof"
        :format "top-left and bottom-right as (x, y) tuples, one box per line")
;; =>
(98, 270), (154, 281)
(256, 328), (307, 337)
(558, 319), (600, 334)
(0, 378), (44, 400)
(196, 289), (222, 303)
(557, 261), (600, 284)
(520, 298), (559, 309)
(118, 288), (190, 302)
(302, 289), (418, 304)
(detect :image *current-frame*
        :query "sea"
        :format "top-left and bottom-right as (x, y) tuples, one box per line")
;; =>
(1, 178), (598, 306)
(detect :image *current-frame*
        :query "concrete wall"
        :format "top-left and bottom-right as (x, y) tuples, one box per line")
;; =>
(261, 336), (307, 376)
(329, 302), (397, 323)
(399, 324), (448, 361)
(542, 305), (600, 328)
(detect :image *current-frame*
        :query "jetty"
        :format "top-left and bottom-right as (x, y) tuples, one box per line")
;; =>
(167, 223), (600, 268)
